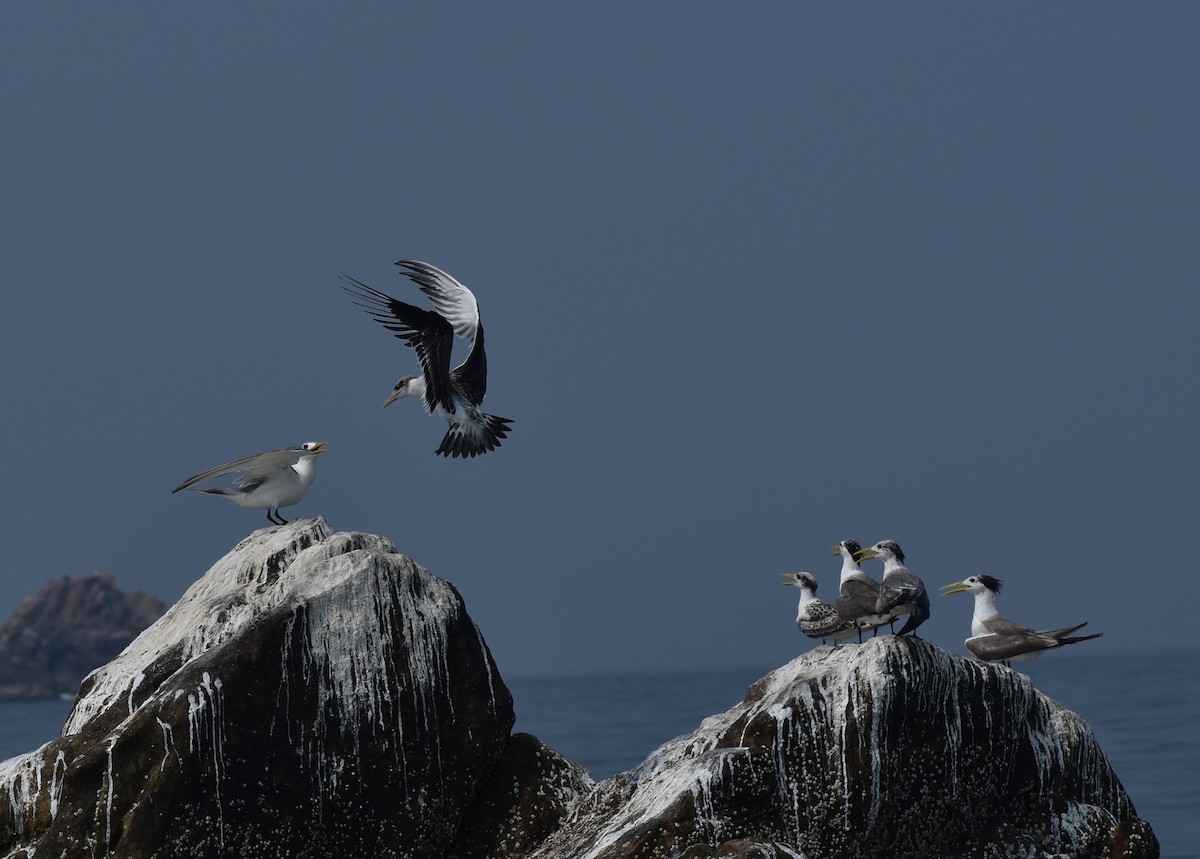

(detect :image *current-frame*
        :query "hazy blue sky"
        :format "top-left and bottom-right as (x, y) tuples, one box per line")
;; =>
(1, 4), (1196, 679)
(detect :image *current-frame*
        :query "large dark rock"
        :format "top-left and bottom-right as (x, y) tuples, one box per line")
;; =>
(0, 523), (1157, 859)
(0, 574), (164, 700)
(0, 518), (532, 858)
(529, 637), (1158, 859)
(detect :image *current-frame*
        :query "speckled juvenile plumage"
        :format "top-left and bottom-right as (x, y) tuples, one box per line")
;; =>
(783, 572), (857, 645)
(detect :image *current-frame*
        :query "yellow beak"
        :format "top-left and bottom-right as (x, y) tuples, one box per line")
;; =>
(940, 581), (970, 595)
(383, 391), (401, 408)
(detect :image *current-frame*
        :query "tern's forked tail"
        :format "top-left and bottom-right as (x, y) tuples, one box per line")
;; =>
(436, 413), (514, 458)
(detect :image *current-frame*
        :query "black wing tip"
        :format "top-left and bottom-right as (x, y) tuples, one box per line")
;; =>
(339, 274), (396, 304)
(895, 609), (929, 637)
(1061, 631), (1104, 645)
(395, 258), (432, 271)
(338, 272), (372, 292)
(342, 277), (446, 346)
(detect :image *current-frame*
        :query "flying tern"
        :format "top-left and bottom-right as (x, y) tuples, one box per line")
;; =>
(342, 259), (513, 458)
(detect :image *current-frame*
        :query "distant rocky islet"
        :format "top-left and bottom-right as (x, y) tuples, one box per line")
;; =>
(0, 574), (163, 702)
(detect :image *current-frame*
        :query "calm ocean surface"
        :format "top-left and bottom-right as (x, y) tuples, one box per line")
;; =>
(2, 649), (1194, 857)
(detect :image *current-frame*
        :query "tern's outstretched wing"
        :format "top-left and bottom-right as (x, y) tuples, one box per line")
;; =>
(395, 260), (480, 345)
(171, 447), (308, 493)
(396, 259), (490, 403)
(341, 274), (456, 414)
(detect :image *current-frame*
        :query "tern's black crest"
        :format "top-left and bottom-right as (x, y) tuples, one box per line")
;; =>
(978, 575), (1003, 593)
(878, 540), (905, 564)
(841, 539), (861, 555)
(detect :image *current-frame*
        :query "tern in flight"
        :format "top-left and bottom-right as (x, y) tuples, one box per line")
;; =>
(172, 442), (326, 525)
(342, 259), (513, 458)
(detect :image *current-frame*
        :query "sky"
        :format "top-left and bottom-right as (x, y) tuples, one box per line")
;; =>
(1, 4), (1196, 680)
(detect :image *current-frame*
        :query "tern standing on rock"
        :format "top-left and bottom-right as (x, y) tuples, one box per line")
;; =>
(782, 572), (858, 646)
(941, 575), (1102, 663)
(832, 538), (889, 641)
(859, 540), (930, 637)
(172, 442), (327, 525)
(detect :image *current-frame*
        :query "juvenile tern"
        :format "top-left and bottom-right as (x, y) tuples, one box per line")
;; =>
(941, 575), (1102, 663)
(781, 572), (857, 645)
(859, 540), (930, 636)
(171, 442), (327, 525)
(831, 539), (888, 641)
(342, 259), (513, 458)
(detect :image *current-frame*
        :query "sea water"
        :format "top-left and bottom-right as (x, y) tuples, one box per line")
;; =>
(1, 649), (1194, 857)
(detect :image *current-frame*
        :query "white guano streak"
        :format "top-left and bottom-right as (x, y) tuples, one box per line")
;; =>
(296, 550), (460, 796)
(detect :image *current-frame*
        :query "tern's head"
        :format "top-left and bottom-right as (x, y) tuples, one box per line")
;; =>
(831, 539), (862, 559)
(860, 540), (903, 564)
(299, 441), (328, 456)
(384, 375), (421, 408)
(781, 572), (818, 593)
(940, 575), (1002, 598)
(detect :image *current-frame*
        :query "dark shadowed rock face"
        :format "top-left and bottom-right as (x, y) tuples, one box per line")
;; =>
(0, 574), (164, 700)
(0, 518), (522, 858)
(450, 731), (594, 858)
(529, 637), (1158, 859)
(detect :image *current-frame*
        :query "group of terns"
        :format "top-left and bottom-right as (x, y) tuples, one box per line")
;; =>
(782, 539), (929, 644)
(172, 260), (510, 524)
(167, 260), (1104, 667)
(782, 539), (1101, 664)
